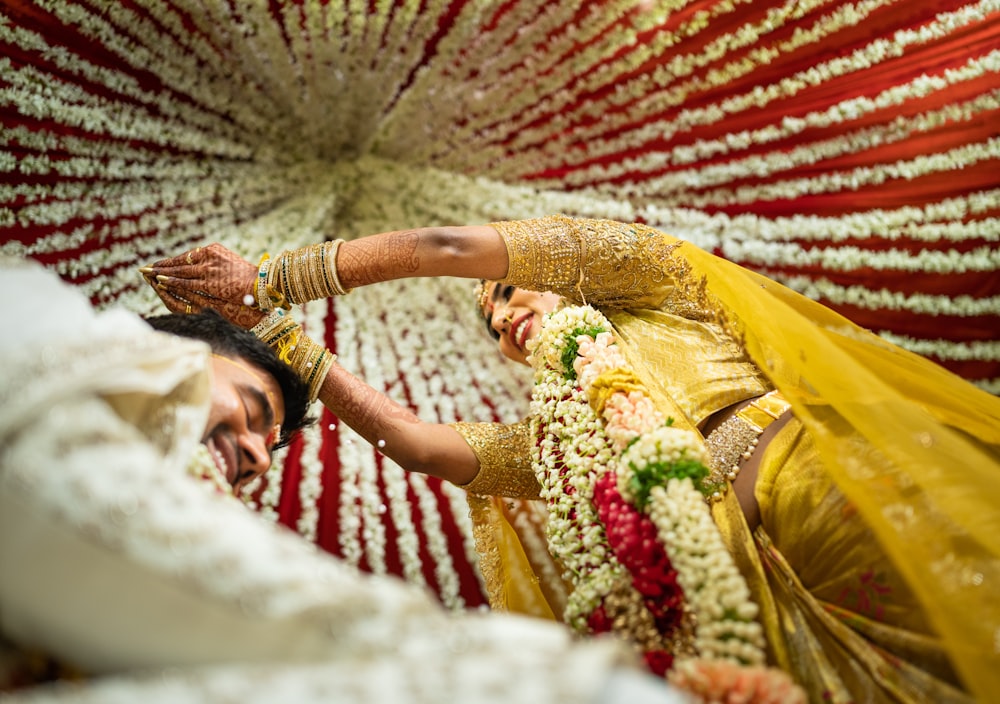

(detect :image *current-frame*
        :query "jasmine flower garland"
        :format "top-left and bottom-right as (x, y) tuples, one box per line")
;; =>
(187, 443), (234, 496)
(527, 304), (774, 675)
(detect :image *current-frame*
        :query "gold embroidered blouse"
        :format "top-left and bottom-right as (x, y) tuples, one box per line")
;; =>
(453, 420), (540, 499)
(455, 215), (772, 500)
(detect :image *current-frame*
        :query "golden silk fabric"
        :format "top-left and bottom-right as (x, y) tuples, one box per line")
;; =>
(461, 216), (1000, 702)
(451, 422), (566, 619)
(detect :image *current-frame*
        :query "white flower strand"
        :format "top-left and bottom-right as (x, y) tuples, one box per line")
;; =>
(353, 291), (394, 576)
(770, 273), (1000, 317)
(648, 481), (765, 665)
(295, 301), (329, 542)
(724, 240), (1000, 274)
(530, 358), (626, 629)
(531, 309), (629, 624)
(876, 333), (1000, 362)
(638, 190), (1000, 248)
(376, 278), (458, 605)
(641, 137), (1000, 209)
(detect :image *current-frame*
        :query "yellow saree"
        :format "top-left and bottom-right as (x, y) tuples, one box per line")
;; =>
(455, 216), (1000, 702)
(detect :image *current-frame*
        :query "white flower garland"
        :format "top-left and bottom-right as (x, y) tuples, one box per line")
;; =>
(295, 301), (328, 542)
(529, 305), (766, 666)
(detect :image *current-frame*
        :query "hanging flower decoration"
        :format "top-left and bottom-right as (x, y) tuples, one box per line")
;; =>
(528, 304), (803, 700)
(186, 443), (234, 496)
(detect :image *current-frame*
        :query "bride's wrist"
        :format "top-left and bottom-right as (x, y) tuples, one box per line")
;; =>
(250, 311), (335, 402)
(266, 240), (352, 306)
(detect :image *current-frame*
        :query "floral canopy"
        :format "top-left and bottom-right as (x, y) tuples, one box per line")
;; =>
(2, 0), (997, 608)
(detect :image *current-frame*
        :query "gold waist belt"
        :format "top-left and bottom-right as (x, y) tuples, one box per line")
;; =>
(704, 390), (792, 496)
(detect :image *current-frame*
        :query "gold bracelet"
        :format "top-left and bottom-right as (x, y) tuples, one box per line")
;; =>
(252, 312), (336, 402)
(287, 330), (336, 402)
(324, 239), (351, 296)
(255, 254), (272, 311)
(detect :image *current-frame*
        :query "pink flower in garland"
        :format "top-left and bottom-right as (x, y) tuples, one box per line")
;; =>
(667, 659), (807, 704)
(574, 331), (626, 387)
(602, 390), (662, 451)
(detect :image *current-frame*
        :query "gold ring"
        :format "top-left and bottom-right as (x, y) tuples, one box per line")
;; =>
(185, 304), (192, 314)
(503, 311), (513, 324)
(186, 252), (193, 264)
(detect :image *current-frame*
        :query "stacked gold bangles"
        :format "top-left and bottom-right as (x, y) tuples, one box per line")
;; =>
(254, 240), (351, 311)
(250, 310), (335, 403)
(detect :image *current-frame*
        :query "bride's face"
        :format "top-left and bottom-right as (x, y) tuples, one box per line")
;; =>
(480, 281), (561, 366)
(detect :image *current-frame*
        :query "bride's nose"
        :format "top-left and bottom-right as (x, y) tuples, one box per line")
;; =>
(490, 306), (513, 334)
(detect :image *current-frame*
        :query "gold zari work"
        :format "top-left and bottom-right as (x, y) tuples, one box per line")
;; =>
(452, 421), (539, 499)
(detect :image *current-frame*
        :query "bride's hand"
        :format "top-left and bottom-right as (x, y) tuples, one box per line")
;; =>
(141, 244), (264, 330)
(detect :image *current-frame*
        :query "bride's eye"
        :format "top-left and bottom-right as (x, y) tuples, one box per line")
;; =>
(485, 313), (500, 341)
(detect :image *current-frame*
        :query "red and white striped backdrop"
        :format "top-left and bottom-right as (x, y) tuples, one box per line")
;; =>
(2, 0), (997, 608)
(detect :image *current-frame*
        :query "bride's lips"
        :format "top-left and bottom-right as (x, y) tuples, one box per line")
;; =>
(508, 313), (533, 351)
(205, 432), (237, 486)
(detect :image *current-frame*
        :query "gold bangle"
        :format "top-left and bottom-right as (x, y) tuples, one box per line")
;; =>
(265, 242), (351, 305)
(255, 255), (272, 311)
(325, 239), (351, 296)
(286, 331), (336, 402)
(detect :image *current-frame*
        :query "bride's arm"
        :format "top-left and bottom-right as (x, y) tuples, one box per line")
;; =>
(143, 225), (508, 307)
(337, 225), (507, 287)
(316, 358), (481, 485)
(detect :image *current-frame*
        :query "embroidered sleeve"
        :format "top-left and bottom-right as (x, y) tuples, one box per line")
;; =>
(491, 215), (689, 310)
(450, 420), (541, 499)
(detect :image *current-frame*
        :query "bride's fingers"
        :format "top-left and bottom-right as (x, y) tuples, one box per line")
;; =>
(141, 263), (209, 281)
(158, 281), (220, 307)
(142, 246), (219, 278)
(154, 273), (206, 294)
(154, 286), (197, 315)
(150, 246), (204, 268)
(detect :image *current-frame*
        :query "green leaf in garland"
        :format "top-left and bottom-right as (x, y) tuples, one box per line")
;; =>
(626, 452), (710, 510)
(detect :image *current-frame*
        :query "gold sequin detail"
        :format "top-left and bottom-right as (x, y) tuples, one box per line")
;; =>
(704, 390), (792, 498)
(451, 420), (541, 499)
(493, 215), (706, 314)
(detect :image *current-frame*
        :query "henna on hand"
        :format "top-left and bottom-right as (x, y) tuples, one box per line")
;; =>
(145, 243), (257, 308)
(322, 366), (419, 442)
